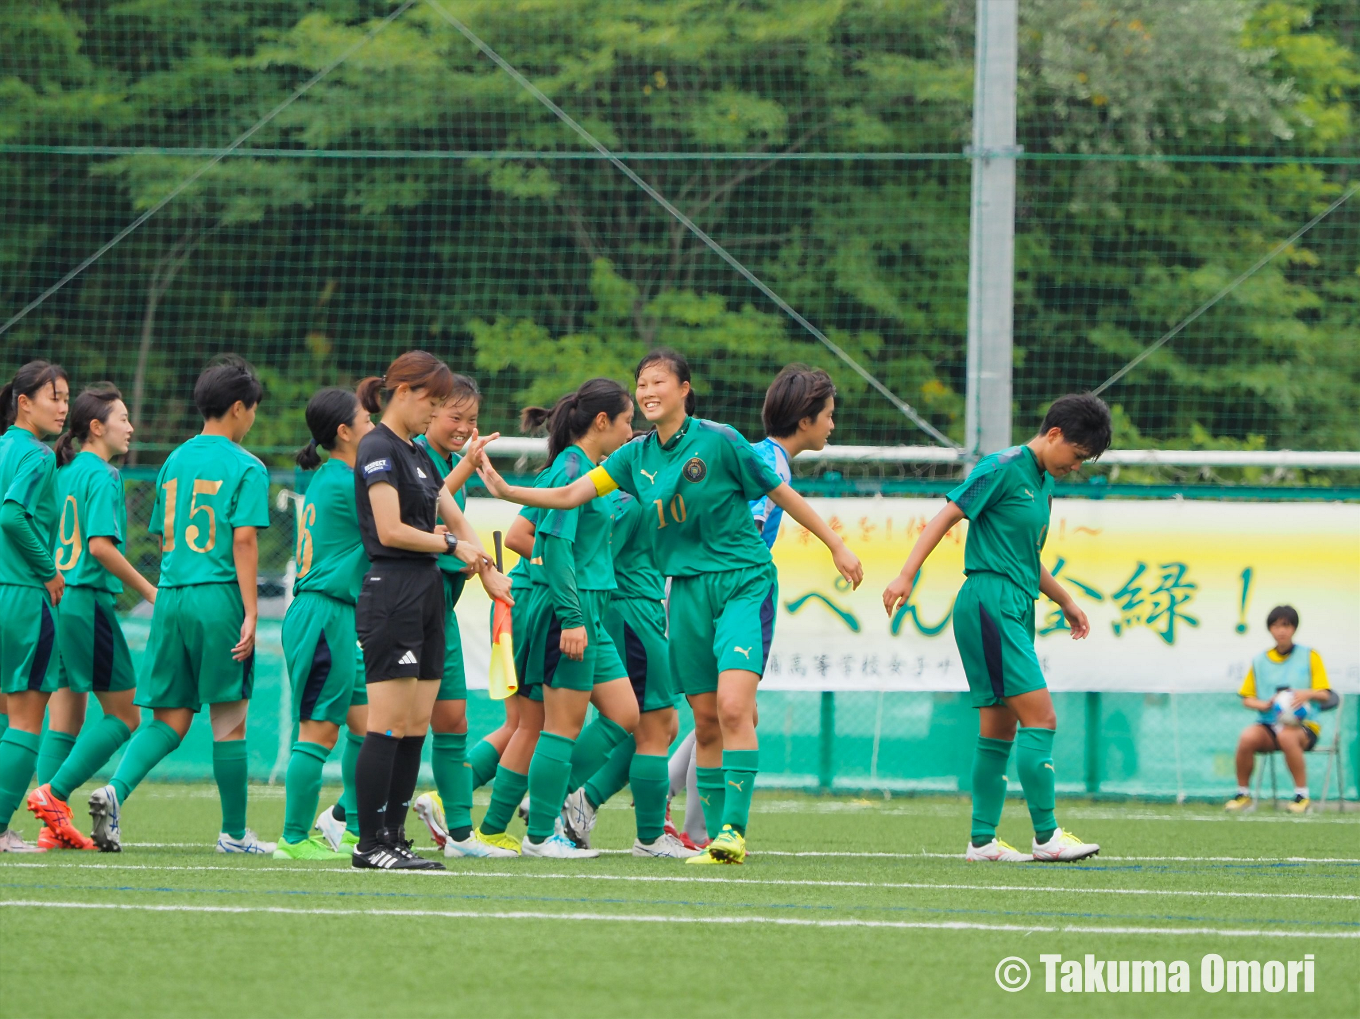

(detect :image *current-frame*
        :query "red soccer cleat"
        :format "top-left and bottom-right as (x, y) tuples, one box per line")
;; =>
(27, 784), (95, 851)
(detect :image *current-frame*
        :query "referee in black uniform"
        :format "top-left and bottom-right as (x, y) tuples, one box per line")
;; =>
(351, 351), (512, 870)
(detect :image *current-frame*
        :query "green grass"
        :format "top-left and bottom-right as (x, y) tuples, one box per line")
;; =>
(2, 785), (1357, 1018)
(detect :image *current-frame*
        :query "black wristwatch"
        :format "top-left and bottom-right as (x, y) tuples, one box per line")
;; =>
(444, 533), (459, 556)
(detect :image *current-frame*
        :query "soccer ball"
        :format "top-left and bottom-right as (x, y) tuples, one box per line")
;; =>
(1272, 690), (1309, 727)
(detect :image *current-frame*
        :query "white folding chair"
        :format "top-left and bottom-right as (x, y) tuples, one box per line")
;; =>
(1253, 693), (1346, 813)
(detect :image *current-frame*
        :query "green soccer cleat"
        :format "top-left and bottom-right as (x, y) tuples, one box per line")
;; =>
(476, 829), (522, 855)
(273, 837), (343, 861)
(341, 830), (359, 850)
(691, 824), (745, 865)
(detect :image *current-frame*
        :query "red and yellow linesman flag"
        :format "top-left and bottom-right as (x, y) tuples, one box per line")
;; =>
(489, 531), (517, 700)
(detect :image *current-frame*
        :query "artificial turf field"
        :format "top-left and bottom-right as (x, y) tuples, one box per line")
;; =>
(1, 785), (1356, 1018)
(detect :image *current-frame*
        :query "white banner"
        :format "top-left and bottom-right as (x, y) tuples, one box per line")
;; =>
(458, 497), (1360, 694)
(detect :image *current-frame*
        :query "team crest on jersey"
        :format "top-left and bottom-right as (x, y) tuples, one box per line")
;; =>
(363, 458), (390, 476)
(682, 456), (707, 482)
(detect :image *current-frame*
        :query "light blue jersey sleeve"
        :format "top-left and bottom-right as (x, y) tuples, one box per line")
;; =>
(748, 437), (791, 549)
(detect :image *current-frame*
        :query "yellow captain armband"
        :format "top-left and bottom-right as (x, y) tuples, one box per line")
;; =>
(587, 465), (619, 497)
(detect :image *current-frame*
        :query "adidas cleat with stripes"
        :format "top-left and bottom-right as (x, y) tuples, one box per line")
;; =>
(352, 830), (446, 871)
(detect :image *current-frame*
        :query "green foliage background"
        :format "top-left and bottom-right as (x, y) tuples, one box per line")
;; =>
(2, 0), (1357, 464)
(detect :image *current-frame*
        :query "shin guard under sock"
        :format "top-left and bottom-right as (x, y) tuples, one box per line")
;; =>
(355, 732), (399, 852)
(695, 765), (727, 841)
(583, 735), (635, 809)
(338, 729), (363, 835)
(969, 736), (1013, 844)
(282, 741), (330, 844)
(35, 731), (77, 786)
(213, 739), (249, 840)
(567, 716), (628, 792)
(386, 734), (425, 836)
(1016, 726), (1058, 842)
(432, 732), (473, 839)
(466, 738), (501, 789)
(50, 717), (132, 803)
(0, 728), (40, 831)
(629, 753), (669, 843)
(109, 719), (181, 803)
(479, 765), (528, 836)
(719, 749), (759, 836)
(526, 732), (574, 841)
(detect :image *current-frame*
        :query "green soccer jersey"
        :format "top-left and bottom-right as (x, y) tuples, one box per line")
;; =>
(609, 491), (665, 601)
(0, 425), (59, 588)
(947, 444), (1054, 597)
(293, 457), (369, 604)
(54, 450), (127, 593)
(415, 434), (468, 598)
(596, 417), (782, 578)
(507, 505), (540, 592)
(150, 434), (271, 588)
(534, 445), (616, 592)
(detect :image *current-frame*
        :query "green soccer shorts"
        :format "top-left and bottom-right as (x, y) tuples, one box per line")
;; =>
(136, 583), (255, 712)
(282, 591), (364, 726)
(605, 596), (677, 712)
(668, 564), (778, 696)
(0, 582), (59, 695)
(952, 571), (1047, 709)
(525, 588), (627, 694)
(57, 586), (135, 694)
(438, 577), (467, 701)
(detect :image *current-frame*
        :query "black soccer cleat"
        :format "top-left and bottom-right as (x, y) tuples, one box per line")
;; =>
(352, 828), (446, 871)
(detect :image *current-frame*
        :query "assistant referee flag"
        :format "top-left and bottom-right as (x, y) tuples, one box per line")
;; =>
(489, 530), (516, 699)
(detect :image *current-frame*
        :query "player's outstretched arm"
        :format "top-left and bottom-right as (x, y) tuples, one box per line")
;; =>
(1039, 563), (1089, 639)
(89, 535), (157, 604)
(443, 429), (499, 495)
(883, 501), (965, 616)
(766, 483), (863, 589)
(476, 454), (598, 510)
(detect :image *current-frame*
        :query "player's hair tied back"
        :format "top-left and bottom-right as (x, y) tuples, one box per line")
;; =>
(521, 377), (631, 465)
(297, 387), (362, 470)
(356, 351), (454, 413)
(55, 383), (123, 467)
(1, 359), (70, 431)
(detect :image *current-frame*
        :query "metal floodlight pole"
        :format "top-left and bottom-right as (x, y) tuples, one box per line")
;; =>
(964, 0), (1020, 459)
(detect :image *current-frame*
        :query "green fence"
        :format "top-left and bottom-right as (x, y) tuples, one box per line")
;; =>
(52, 617), (1355, 805)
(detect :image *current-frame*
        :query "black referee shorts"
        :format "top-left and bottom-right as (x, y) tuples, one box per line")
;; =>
(356, 559), (445, 684)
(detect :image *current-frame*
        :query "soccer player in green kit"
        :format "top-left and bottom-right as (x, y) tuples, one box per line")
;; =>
(270, 387), (375, 859)
(883, 394), (1112, 862)
(87, 357), (274, 854)
(560, 480), (697, 858)
(409, 375), (518, 858)
(479, 350), (863, 865)
(26, 385), (158, 851)
(511, 379), (641, 859)
(0, 361), (70, 853)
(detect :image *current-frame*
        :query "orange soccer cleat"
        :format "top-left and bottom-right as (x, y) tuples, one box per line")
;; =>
(27, 784), (96, 851)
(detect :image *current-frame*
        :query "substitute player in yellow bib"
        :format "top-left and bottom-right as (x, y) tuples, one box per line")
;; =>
(479, 350), (862, 864)
(88, 357), (273, 854)
(884, 394), (1112, 863)
(0, 361), (70, 853)
(26, 384), (157, 851)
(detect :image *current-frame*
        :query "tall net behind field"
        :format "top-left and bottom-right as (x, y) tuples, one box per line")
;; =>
(3, 1), (1357, 470)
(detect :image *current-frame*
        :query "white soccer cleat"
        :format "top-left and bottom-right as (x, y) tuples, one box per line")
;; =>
(0, 829), (44, 853)
(964, 838), (1032, 862)
(88, 784), (122, 852)
(1031, 828), (1100, 862)
(520, 832), (600, 859)
(217, 828), (277, 855)
(445, 829), (520, 859)
(561, 787), (598, 848)
(413, 792), (449, 849)
(314, 805), (348, 852)
(632, 833), (702, 859)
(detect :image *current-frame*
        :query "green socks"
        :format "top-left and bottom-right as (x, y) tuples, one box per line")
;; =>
(970, 736), (1013, 844)
(338, 729), (363, 835)
(50, 717), (132, 803)
(36, 730), (77, 785)
(527, 732), (575, 841)
(0, 713), (8, 740)
(479, 764), (528, 836)
(282, 741), (330, 844)
(629, 753), (669, 843)
(467, 738), (501, 789)
(568, 716), (628, 792)
(213, 739), (249, 840)
(720, 749), (759, 836)
(432, 732), (473, 837)
(0, 728), (41, 830)
(1016, 726), (1058, 842)
(583, 735), (635, 809)
(110, 719), (181, 802)
(695, 765), (727, 840)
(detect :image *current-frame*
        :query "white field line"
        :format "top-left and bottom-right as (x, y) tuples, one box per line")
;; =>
(747, 800), (1360, 824)
(2, 899), (1355, 938)
(5, 860), (1356, 903)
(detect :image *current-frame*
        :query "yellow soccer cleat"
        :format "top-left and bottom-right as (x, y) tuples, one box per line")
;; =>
(1286, 795), (1310, 815)
(1223, 793), (1253, 812)
(476, 829), (523, 855)
(698, 824), (746, 865)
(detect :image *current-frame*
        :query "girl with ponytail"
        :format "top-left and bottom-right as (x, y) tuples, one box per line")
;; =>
(477, 349), (863, 864)
(0, 360), (69, 852)
(473, 378), (640, 859)
(271, 387), (378, 859)
(26, 385), (159, 851)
